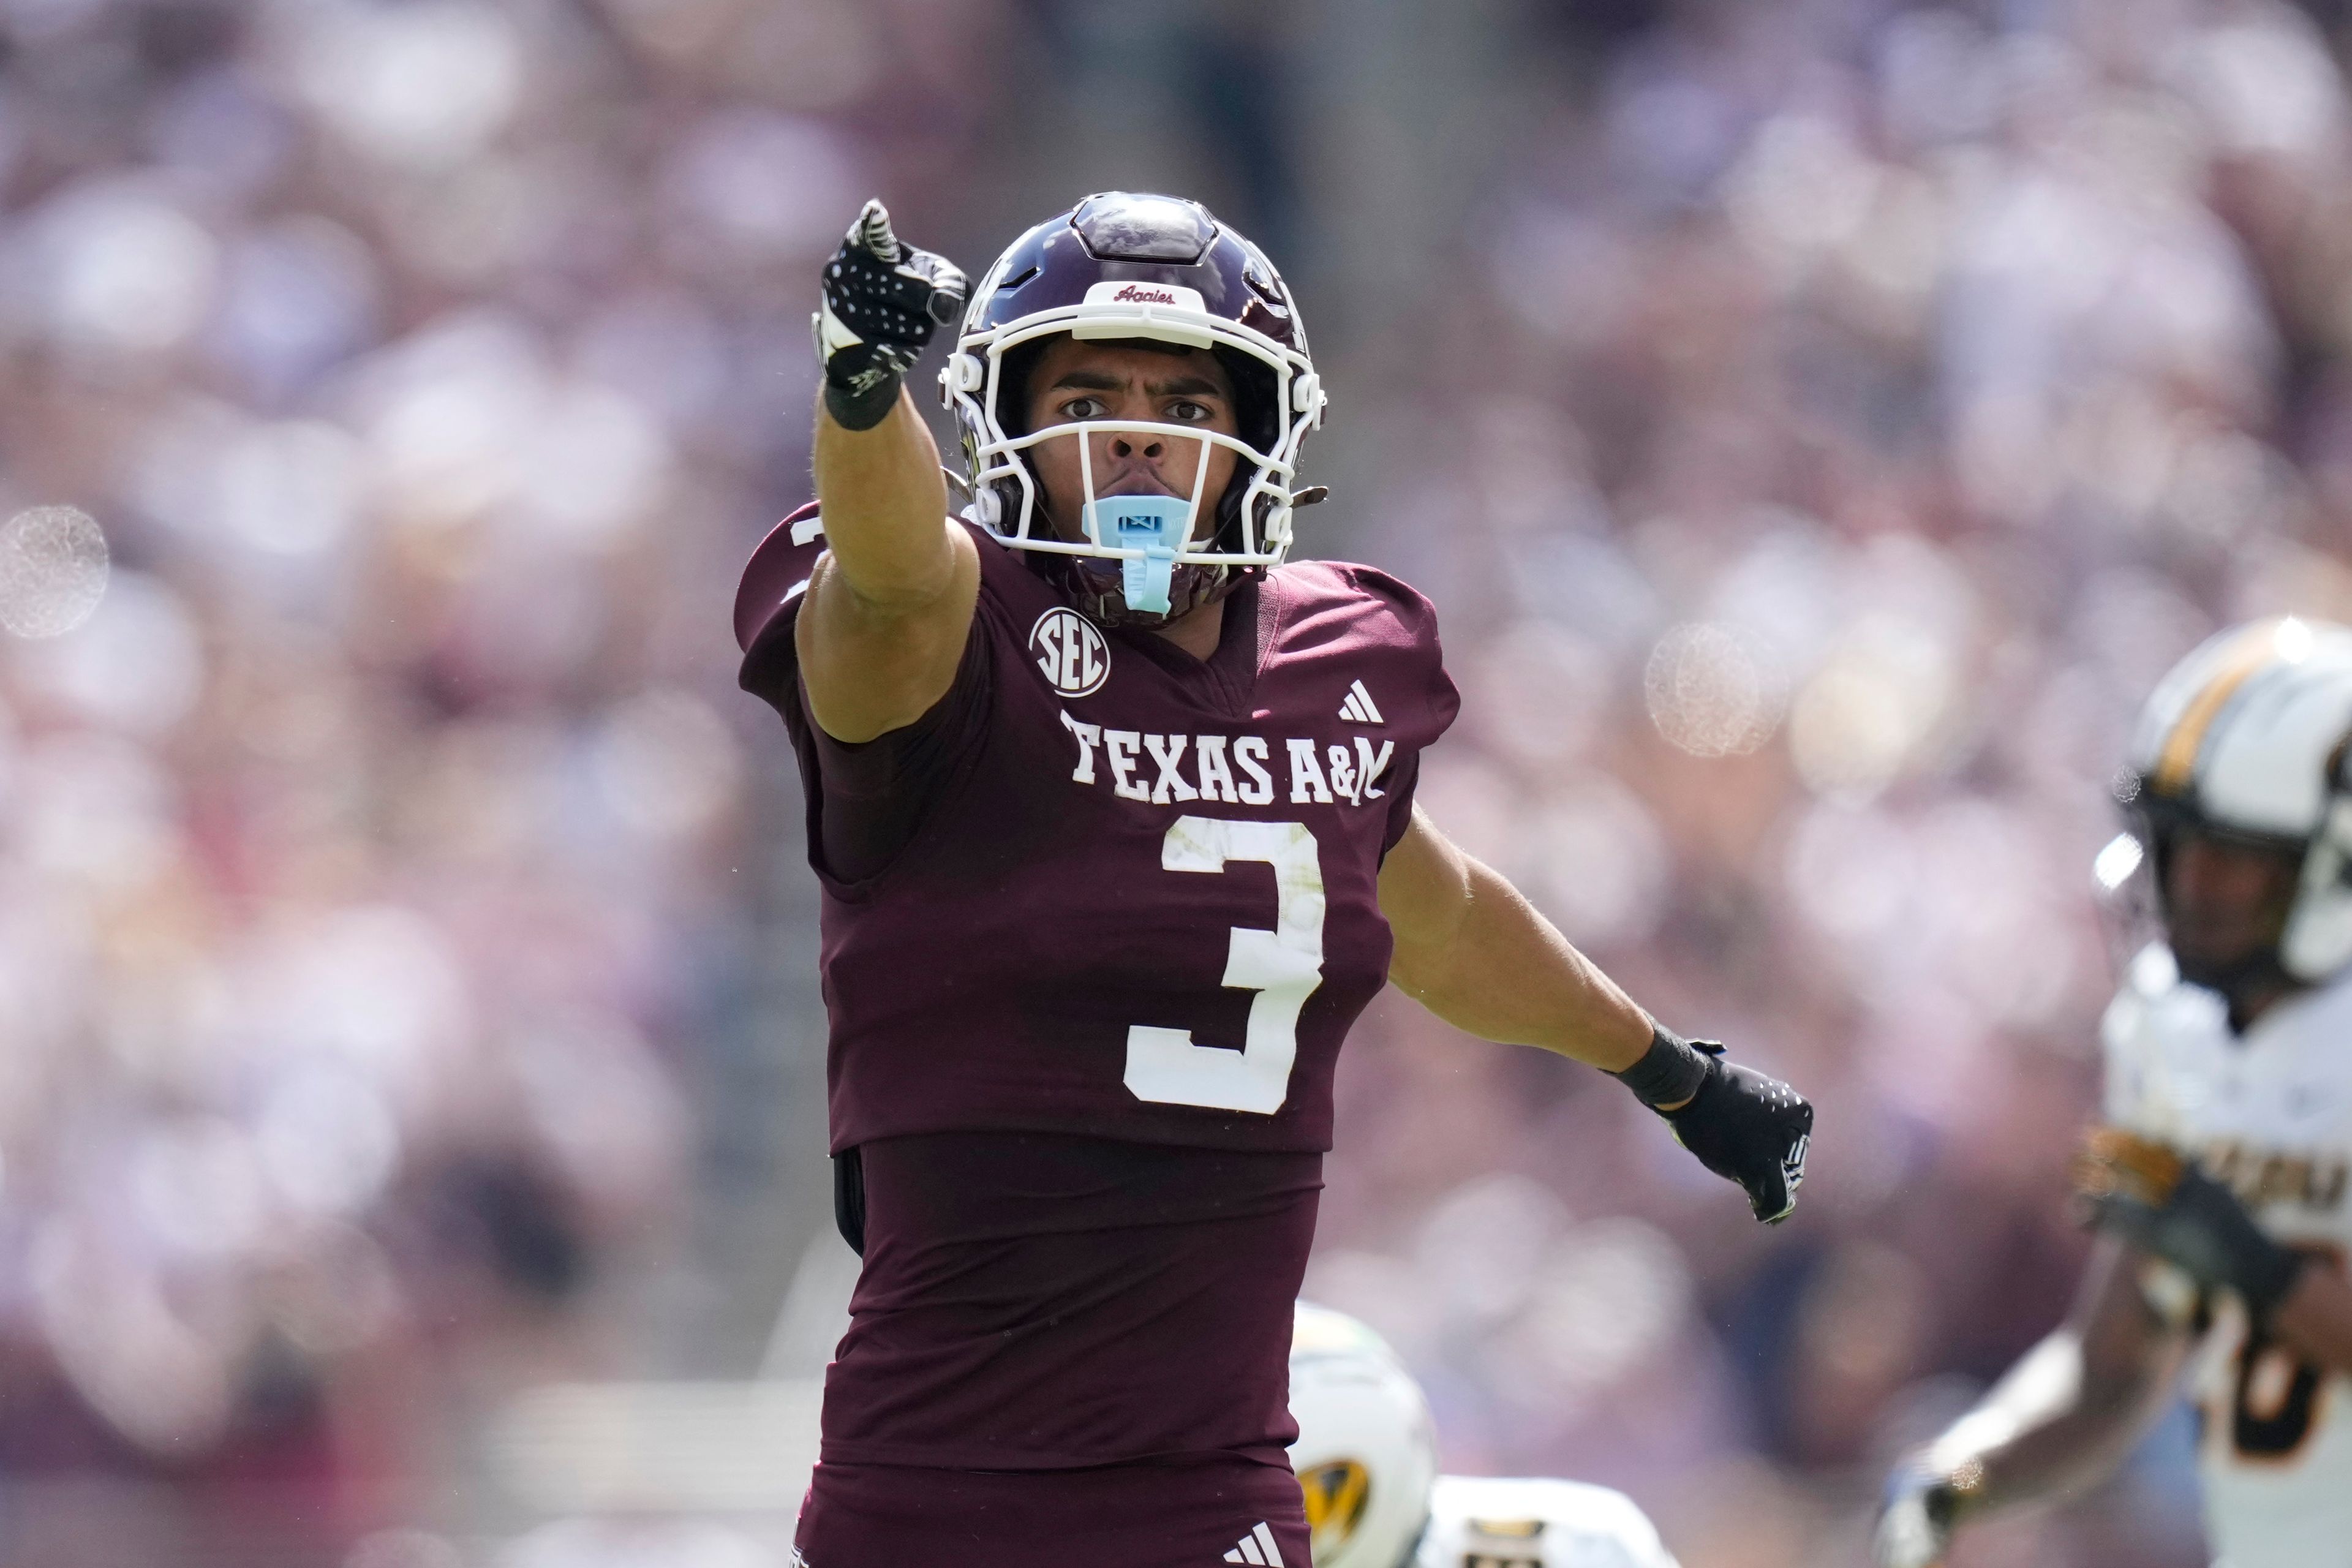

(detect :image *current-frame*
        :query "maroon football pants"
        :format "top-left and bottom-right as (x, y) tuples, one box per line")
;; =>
(794, 1457), (1312, 1567)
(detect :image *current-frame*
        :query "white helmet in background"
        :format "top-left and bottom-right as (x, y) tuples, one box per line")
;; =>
(2123, 616), (2352, 980)
(1289, 1302), (1438, 1568)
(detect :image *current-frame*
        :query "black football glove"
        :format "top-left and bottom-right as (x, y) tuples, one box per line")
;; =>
(1654, 1039), (1812, 1224)
(2073, 1126), (2306, 1319)
(815, 198), (967, 431)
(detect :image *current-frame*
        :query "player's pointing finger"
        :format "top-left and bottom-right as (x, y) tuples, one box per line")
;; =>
(852, 197), (901, 263)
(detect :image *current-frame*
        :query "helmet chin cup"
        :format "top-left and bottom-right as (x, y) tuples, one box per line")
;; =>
(1083, 495), (1191, 616)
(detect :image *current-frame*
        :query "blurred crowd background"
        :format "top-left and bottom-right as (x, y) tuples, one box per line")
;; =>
(2, 0), (2346, 1563)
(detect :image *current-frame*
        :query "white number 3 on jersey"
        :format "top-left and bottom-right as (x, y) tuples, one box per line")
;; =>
(1125, 816), (1327, 1115)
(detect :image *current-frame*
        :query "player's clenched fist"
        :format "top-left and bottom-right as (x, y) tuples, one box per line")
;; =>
(1668, 1043), (1812, 1223)
(2072, 1126), (2307, 1317)
(1616, 1028), (1812, 1223)
(815, 198), (967, 431)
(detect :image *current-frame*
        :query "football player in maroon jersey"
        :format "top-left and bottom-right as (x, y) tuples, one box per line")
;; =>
(736, 194), (1813, 1568)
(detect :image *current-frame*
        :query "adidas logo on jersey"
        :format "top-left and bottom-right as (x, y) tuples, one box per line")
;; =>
(1337, 679), (1384, 725)
(1223, 1521), (1286, 1565)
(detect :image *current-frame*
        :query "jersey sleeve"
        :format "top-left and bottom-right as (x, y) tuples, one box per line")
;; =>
(1330, 564), (1460, 857)
(736, 506), (994, 887)
(735, 502), (828, 660)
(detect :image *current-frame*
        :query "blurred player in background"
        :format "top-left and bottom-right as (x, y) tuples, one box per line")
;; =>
(1289, 1302), (1679, 1568)
(1877, 618), (2352, 1567)
(733, 193), (1814, 1566)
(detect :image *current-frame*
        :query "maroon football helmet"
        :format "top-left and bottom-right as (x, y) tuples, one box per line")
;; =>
(939, 192), (1325, 626)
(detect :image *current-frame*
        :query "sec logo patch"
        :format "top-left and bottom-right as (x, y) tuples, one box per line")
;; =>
(1030, 606), (1109, 698)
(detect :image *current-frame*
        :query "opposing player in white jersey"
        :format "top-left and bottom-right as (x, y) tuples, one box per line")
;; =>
(1877, 617), (2352, 1567)
(1287, 1303), (1679, 1568)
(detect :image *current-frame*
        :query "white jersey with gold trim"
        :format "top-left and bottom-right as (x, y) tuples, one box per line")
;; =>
(2101, 943), (2352, 1567)
(1410, 1476), (1679, 1568)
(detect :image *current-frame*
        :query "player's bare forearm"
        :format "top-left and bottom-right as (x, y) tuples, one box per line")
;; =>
(799, 401), (981, 742)
(812, 387), (960, 609)
(799, 198), (980, 744)
(1911, 1241), (2186, 1520)
(1379, 806), (1651, 1072)
(1383, 808), (1809, 1226)
(2277, 1259), (2352, 1374)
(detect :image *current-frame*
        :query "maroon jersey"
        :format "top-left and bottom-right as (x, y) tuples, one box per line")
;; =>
(737, 509), (1458, 1154)
(737, 506), (1457, 1548)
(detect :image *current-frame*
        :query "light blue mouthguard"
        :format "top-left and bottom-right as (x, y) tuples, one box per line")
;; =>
(1083, 495), (1193, 614)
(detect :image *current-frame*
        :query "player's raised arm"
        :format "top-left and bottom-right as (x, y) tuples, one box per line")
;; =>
(1875, 1237), (2189, 1567)
(801, 199), (982, 743)
(1379, 804), (1814, 1224)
